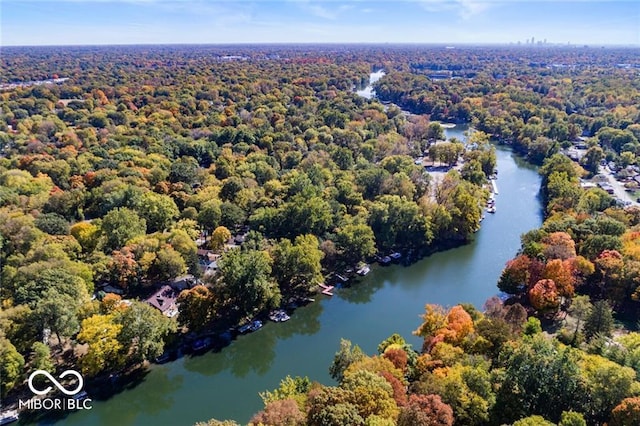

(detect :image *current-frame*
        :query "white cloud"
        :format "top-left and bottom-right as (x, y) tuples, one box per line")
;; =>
(418, 0), (490, 19)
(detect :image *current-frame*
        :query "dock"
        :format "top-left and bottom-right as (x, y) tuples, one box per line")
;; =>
(319, 283), (334, 296)
(491, 179), (499, 195)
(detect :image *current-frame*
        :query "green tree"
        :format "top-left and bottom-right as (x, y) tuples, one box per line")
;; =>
(584, 300), (614, 341)
(494, 335), (583, 424)
(115, 301), (176, 363)
(271, 235), (324, 294)
(35, 212), (70, 235)
(101, 207), (147, 252)
(35, 288), (84, 348)
(416, 363), (495, 425)
(198, 200), (222, 233)
(513, 416), (555, 426)
(0, 337), (25, 397)
(307, 387), (365, 426)
(568, 295), (592, 345)
(329, 339), (366, 383)
(151, 246), (187, 281)
(579, 353), (636, 423)
(559, 411), (586, 426)
(133, 191), (179, 233)
(580, 146), (605, 175)
(0, 305), (39, 354)
(30, 341), (54, 374)
(218, 249), (280, 318)
(335, 224), (377, 266)
(368, 195), (432, 250)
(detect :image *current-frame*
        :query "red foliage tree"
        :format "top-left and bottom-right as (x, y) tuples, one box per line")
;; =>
(383, 347), (409, 373)
(249, 398), (305, 426)
(380, 370), (408, 407)
(397, 394), (454, 426)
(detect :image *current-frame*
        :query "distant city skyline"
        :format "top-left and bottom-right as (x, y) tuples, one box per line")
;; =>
(1, 0), (639, 47)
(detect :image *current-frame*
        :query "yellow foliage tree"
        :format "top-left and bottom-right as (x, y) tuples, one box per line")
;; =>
(210, 226), (231, 252)
(77, 314), (123, 377)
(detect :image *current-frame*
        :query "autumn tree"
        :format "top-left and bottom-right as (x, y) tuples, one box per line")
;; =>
(543, 259), (576, 298)
(77, 314), (123, 377)
(249, 399), (305, 426)
(177, 285), (216, 332)
(542, 231), (577, 260)
(210, 226), (231, 252)
(398, 394), (454, 426)
(528, 279), (560, 313)
(610, 397), (640, 426)
(498, 255), (532, 294)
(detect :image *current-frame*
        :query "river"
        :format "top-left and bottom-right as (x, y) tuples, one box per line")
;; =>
(55, 138), (542, 425)
(355, 69), (385, 99)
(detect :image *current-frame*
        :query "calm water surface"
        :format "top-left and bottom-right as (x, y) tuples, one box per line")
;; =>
(56, 140), (542, 426)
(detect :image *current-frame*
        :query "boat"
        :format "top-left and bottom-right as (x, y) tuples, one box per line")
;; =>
(238, 323), (252, 333)
(335, 274), (349, 282)
(389, 252), (402, 261)
(248, 320), (263, 332)
(269, 310), (290, 322)
(72, 390), (89, 401)
(356, 264), (371, 276)
(154, 352), (171, 364)
(0, 410), (18, 425)
(191, 337), (212, 352)
(377, 255), (391, 265)
(487, 206), (496, 214)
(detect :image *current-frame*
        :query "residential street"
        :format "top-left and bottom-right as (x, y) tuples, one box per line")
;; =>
(598, 166), (639, 206)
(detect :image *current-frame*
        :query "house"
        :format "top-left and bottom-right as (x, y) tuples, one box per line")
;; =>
(146, 285), (178, 317)
(170, 275), (196, 292)
(204, 261), (218, 276)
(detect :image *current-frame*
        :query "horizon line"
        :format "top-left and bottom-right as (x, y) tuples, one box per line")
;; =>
(3, 41), (640, 49)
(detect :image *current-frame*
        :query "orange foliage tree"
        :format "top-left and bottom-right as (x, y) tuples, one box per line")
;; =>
(528, 279), (560, 312)
(542, 259), (577, 297)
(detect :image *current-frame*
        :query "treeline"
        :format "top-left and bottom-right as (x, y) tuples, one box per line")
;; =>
(199, 302), (640, 426)
(0, 45), (493, 396)
(374, 51), (639, 166)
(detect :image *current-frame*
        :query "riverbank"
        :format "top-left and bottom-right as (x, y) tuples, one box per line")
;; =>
(55, 146), (542, 426)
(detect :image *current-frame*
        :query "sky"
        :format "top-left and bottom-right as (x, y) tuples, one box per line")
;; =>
(1, 0), (639, 46)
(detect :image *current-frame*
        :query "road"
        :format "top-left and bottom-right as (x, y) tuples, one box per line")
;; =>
(598, 166), (639, 207)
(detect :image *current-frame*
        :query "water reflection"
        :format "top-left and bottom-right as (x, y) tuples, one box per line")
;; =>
(183, 300), (324, 378)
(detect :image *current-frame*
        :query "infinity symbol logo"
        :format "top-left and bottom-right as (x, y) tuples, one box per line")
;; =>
(28, 370), (84, 396)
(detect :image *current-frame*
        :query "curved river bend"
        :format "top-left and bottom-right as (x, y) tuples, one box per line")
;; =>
(56, 141), (542, 426)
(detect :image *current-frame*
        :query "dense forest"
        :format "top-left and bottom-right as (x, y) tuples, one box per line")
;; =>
(1, 44), (640, 425)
